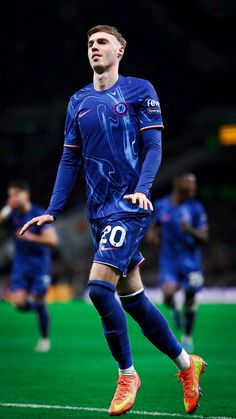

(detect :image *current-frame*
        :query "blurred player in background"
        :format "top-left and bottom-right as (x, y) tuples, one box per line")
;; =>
(0, 180), (58, 352)
(149, 173), (209, 353)
(20, 26), (207, 415)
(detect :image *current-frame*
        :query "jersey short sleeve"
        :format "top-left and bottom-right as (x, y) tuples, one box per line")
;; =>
(64, 98), (81, 148)
(138, 80), (164, 131)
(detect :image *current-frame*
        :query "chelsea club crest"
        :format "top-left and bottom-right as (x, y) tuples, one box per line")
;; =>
(113, 101), (128, 116)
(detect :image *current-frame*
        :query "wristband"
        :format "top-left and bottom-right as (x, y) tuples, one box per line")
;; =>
(0, 205), (12, 219)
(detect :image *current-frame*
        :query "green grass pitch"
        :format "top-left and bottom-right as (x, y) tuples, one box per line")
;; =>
(0, 300), (236, 419)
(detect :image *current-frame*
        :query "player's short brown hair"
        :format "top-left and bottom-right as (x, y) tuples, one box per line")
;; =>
(87, 25), (127, 48)
(8, 180), (31, 193)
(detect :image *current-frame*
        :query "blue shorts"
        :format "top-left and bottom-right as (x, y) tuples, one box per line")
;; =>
(11, 272), (51, 296)
(91, 214), (151, 276)
(159, 259), (204, 292)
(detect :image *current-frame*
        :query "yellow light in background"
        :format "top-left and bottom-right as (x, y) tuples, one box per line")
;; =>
(219, 124), (236, 145)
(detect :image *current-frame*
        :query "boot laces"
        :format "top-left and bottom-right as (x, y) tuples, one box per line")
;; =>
(176, 369), (196, 397)
(114, 376), (132, 399)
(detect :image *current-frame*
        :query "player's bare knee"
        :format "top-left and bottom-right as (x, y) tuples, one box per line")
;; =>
(11, 293), (27, 308)
(162, 284), (177, 303)
(89, 262), (120, 285)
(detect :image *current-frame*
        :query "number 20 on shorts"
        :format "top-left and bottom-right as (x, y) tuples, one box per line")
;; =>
(101, 225), (126, 247)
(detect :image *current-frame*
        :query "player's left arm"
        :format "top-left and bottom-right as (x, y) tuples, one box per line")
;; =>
(180, 222), (209, 242)
(124, 80), (163, 210)
(17, 226), (59, 247)
(123, 128), (162, 210)
(181, 204), (209, 243)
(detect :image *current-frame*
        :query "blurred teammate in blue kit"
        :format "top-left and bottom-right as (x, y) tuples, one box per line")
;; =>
(150, 173), (209, 352)
(20, 26), (207, 415)
(0, 180), (58, 352)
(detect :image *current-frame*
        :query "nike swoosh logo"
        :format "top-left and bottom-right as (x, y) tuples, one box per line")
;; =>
(114, 393), (133, 411)
(101, 246), (117, 251)
(78, 109), (92, 118)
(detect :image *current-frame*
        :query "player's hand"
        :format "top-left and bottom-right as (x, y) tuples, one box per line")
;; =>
(123, 192), (153, 211)
(19, 214), (55, 236)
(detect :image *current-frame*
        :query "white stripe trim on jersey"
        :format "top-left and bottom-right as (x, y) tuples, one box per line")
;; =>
(140, 125), (164, 131)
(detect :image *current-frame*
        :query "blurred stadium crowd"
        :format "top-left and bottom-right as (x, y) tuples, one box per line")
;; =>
(0, 0), (235, 296)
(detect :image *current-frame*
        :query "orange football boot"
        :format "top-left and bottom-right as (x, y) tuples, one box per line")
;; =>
(109, 373), (141, 416)
(177, 354), (207, 413)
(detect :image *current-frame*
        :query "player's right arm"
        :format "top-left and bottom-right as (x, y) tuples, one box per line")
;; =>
(20, 98), (82, 235)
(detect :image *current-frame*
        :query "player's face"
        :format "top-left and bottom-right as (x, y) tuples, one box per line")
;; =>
(7, 187), (30, 209)
(177, 175), (197, 198)
(88, 32), (124, 73)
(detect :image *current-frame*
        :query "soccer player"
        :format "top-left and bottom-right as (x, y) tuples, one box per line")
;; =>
(20, 26), (207, 415)
(150, 173), (209, 353)
(0, 180), (58, 352)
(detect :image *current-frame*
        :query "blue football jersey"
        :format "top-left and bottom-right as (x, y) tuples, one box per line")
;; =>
(10, 205), (52, 275)
(153, 196), (208, 268)
(64, 75), (163, 219)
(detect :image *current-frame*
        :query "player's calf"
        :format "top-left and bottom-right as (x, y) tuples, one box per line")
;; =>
(88, 280), (133, 369)
(120, 290), (182, 358)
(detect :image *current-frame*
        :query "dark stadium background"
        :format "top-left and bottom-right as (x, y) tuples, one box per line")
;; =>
(1, 0), (236, 295)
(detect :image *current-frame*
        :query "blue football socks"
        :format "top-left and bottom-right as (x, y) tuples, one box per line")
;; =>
(35, 302), (50, 338)
(17, 300), (49, 338)
(184, 306), (196, 336)
(88, 280), (133, 369)
(120, 290), (182, 359)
